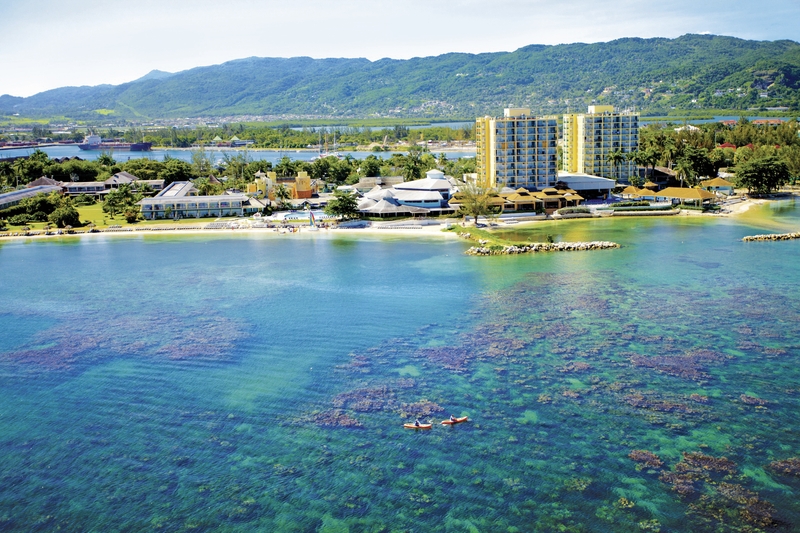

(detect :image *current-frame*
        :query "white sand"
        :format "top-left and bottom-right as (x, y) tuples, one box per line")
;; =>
(0, 196), (788, 243)
(0, 221), (458, 242)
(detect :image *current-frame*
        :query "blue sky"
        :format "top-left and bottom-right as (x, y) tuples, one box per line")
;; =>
(1, 0), (799, 97)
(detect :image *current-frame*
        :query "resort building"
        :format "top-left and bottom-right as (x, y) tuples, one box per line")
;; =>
(562, 105), (639, 183)
(393, 169), (457, 205)
(449, 181), (584, 216)
(556, 171), (616, 200)
(63, 182), (107, 196)
(701, 177), (735, 196)
(350, 176), (404, 193)
(137, 181), (252, 219)
(499, 187), (584, 215)
(26, 176), (61, 188)
(357, 169), (458, 217)
(62, 171), (164, 197)
(476, 108), (559, 191)
(0, 185), (63, 210)
(271, 171), (320, 200)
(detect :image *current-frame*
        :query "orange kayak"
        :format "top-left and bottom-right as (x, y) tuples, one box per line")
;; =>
(404, 423), (432, 430)
(441, 416), (469, 425)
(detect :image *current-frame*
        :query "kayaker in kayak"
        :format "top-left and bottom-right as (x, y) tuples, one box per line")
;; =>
(414, 419), (421, 427)
(449, 415), (457, 423)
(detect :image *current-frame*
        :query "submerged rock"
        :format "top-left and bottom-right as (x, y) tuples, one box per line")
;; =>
(629, 449), (664, 469)
(768, 457), (800, 477)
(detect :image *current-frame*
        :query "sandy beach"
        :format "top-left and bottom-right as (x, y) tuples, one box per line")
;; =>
(0, 220), (459, 243)
(0, 196), (792, 244)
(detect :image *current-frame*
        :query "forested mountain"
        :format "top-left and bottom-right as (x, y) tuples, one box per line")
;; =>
(2, 34), (800, 121)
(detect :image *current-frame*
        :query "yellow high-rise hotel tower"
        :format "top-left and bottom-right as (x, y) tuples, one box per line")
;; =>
(476, 108), (558, 190)
(562, 105), (639, 182)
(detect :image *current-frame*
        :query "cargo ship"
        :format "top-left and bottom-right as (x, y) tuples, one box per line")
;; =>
(78, 135), (152, 151)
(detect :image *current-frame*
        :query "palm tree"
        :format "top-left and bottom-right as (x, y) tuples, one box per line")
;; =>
(12, 158), (26, 188)
(455, 179), (500, 226)
(97, 153), (116, 167)
(674, 159), (694, 188)
(274, 184), (292, 209)
(663, 137), (680, 170)
(193, 177), (217, 196)
(606, 150), (626, 183)
(644, 148), (659, 181)
(403, 148), (423, 182)
(0, 161), (12, 188)
(275, 156), (295, 178)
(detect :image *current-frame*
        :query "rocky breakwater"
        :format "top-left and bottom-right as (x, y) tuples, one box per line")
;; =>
(466, 241), (620, 256)
(742, 231), (800, 242)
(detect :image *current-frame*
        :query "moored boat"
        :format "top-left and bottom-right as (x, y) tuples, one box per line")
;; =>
(78, 134), (152, 151)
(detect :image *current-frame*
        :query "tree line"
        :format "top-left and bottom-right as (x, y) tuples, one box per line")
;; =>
(621, 118), (799, 193)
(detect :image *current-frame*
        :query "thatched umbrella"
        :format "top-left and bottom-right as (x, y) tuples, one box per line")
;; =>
(654, 187), (717, 207)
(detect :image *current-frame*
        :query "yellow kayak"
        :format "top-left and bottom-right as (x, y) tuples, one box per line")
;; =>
(441, 416), (469, 425)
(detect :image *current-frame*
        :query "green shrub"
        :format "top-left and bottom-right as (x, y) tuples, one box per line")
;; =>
(556, 207), (591, 215)
(0, 205), (26, 218)
(612, 201), (650, 208)
(73, 193), (96, 206)
(48, 206), (81, 228)
(612, 205), (674, 212)
(9, 214), (33, 225)
(123, 208), (140, 224)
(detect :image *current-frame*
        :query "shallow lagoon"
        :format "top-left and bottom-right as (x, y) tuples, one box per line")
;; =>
(1, 203), (799, 532)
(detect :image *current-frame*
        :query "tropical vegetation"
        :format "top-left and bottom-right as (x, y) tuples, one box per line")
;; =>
(2, 34), (800, 120)
(634, 118), (800, 190)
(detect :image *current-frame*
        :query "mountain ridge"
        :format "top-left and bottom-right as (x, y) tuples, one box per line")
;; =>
(2, 34), (799, 121)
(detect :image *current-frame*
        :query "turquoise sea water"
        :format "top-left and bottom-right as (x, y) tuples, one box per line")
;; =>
(1, 203), (799, 532)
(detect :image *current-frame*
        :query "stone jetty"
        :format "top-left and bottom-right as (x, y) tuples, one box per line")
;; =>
(742, 232), (800, 242)
(466, 241), (620, 256)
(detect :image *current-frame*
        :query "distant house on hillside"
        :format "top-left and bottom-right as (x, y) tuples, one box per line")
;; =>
(752, 119), (784, 126)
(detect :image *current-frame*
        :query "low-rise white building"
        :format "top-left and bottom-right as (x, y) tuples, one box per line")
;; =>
(138, 181), (248, 219)
(357, 169), (459, 217)
(557, 171), (616, 199)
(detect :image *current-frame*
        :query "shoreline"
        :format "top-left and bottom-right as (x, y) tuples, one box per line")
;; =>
(0, 221), (459, 243)
(157, 145), (477, 153)
(0, 196), (793, 244)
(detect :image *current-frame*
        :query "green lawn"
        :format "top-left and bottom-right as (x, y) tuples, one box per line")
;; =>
(77, 203), (126, 228)
(76, 203), (239, 228)
(2, 203), (241, 233)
